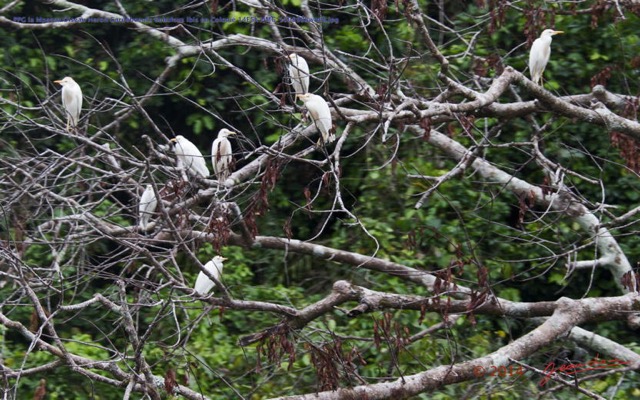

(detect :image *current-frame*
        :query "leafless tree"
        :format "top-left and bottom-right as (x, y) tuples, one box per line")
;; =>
(1, 1), (640, 399)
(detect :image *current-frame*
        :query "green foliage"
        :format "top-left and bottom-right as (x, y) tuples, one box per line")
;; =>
(2, 0), (640, 398)
(5, 331), (119, 400)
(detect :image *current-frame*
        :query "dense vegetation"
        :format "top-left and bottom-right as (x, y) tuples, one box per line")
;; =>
(1, 1), (639, 399)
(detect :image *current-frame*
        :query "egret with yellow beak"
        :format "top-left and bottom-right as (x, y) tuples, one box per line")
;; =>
(194, 256), (226, 295)
(212, 129), (236, 182)
(170, 135), (210, 178)
(54, 77), (82, 131)
(297, 93), (334, 145)
(529, 29), (564, 86)
(138, 184), (158, 231)
(288, 54), (310, 96)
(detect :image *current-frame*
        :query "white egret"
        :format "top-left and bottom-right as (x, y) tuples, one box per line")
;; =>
(211, 128), (236, 182)
(288, 54), (310, 95)
(297, 93), (334, 145)
(138, 184), (158, 231)
(54, 77), (82, 131)
(171, 135), (210, 178)
(194, 256), (226, 295)
(529, 29), (563, 86)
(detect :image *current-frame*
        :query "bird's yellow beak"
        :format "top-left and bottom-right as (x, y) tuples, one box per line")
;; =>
(220, 257), (228, 261)
(553, 30), (564, 35)
(170, 138), (177, 142)
(54, 80), (63, 84)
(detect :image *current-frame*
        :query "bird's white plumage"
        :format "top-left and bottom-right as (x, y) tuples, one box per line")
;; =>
(297, 93), (334, 144)
(529, 29), (563, 85)
(138, 184), (158, 231)
(194, 256), (226, 295)
(171, 135), (210, 177)
(211, 128), (235, 182)
(54, 77), (82, 131)
(288, 54), (310, 95)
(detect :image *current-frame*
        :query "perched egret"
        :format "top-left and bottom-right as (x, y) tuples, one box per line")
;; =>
(529, 29), (563, 86)
(211, 128), (236, 182)
(54, 77), (82, 131)
(171, 135), (210, 178)
(138, 184), (158, 231)
(297, 93), (334, 145)
(194, 256), (226, 295)
(288, 54), (310, 95)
